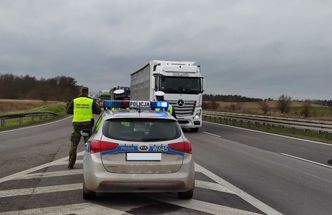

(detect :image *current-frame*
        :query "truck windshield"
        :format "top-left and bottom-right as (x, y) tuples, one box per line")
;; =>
(159, 76), (202, 94)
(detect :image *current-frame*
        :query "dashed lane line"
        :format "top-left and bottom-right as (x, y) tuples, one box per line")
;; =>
(2, 202), (130, 215)
(195, 163), (282, 215)
(203, 132), (222, 138)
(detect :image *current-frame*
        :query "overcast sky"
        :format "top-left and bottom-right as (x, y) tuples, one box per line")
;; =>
(0, 0), (331, 99)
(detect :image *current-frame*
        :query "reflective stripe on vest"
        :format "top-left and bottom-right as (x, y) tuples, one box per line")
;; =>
(73, 97), (93, 122)
(156, 105), (173, 114)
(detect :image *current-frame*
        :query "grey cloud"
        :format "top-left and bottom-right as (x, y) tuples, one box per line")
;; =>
(0, 0), (331, 99)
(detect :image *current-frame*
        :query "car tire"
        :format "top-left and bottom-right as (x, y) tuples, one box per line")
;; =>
(178, 189), (194, 199)
(83, 183), (96, 200)
(190, 128), (199, 132)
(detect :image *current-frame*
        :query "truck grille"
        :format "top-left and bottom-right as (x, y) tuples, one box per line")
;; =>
(169, 100), (196, 117)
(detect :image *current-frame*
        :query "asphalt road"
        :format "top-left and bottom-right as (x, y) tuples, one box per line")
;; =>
(0, 117), (332, 214)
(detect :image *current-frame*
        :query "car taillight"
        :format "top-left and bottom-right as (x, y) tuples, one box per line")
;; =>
(90, 140), (118, 153)
(168, 141), (192, 154)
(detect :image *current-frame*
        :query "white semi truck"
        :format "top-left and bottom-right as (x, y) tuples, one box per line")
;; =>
(130, 60), (205, 132)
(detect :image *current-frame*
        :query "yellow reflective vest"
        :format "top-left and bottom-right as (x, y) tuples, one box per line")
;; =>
(156, 104), (173, 114)
(73, 97), (93, 122)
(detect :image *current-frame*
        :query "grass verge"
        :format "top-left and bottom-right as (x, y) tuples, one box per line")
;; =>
(203, 115), (332, 144)
(0, 103), (67, 131)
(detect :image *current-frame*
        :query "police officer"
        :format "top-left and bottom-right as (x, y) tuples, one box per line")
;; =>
(155, 91), (176, 118)
(66, 87), (101, 169)
(112, 89), (128, 111)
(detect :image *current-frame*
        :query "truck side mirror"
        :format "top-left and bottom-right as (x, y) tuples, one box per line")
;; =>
(202, 78), (206, 92)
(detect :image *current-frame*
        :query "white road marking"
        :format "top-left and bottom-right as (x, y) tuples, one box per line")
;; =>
(0, 150), (278, 214)
(0, 116), (72, 134)
(204, 121), (332, 147)
(195, 180), (235, 194)
(0, 178), (232, 198)
(16, 169), (83, 180)
(2, 202), (130, 215)
(0, 151), (84, 184)
(203, 131), (222, 138)
(281, 153), (332, 169)
(56, 159), (83, 165)
(157, 196), (261, 215)
(0, 183), (82, 198)
(195, 163), (282, 215)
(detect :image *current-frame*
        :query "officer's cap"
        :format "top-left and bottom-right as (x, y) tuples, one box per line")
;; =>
(80, 87), (89, 94)
(155, 91), (165, 97)
(114, 89), (125, 95)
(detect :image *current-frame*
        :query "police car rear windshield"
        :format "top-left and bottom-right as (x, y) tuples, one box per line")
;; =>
(102, 118), (181, 142)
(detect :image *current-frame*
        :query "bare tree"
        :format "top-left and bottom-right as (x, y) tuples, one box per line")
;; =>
(259, 101), (269, 114)
(277, 94), (292, 114)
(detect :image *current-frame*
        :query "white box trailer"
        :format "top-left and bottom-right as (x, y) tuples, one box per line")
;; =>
(130, 60), (205, 132)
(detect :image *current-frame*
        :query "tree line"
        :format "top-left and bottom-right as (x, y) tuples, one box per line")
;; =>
(203, 94), (263, 102)
(0, 74), (80, 101)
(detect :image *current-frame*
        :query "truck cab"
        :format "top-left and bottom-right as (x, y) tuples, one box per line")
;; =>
(152, 61), (205, 132)
(131, 60), (205, 132)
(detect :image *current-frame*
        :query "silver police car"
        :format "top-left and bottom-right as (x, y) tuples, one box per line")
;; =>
(83, 101), (195, 200)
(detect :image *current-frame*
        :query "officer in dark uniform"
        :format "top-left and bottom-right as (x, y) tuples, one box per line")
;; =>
(155, 91), (176, 118)
(112, 89), (129, 111)
(66, 87), (101, 169)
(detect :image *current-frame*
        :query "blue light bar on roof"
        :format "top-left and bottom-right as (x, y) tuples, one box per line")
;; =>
(103, 100), (168, 110)
(103, 100), (129, 109)
(150, 101), (168, 109)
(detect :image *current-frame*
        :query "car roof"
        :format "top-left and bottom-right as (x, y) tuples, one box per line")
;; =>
(103, 109), (175, 120)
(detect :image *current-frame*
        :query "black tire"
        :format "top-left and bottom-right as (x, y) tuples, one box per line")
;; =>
(83, 183), (96, 200)
(328, 159), (332, 165)
(190, 128), (199, 132)
(178, 189), (194, 199)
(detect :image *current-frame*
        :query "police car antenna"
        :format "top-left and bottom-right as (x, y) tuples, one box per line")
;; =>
(138, 103), (141, 113)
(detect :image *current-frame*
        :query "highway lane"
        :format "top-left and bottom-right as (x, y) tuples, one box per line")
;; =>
(201, 121), (332, 165)
(0, 117), (73, 178)
(0, 117), (272, 214)
(187, 130), (332, 215)
(1, 117), (332, 214)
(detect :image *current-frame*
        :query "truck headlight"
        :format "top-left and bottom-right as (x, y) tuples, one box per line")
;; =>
(194, 110), (201, 119)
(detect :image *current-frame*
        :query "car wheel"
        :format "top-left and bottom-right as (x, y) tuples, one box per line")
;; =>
(83, 183), (96, 200)
(190, 128), (199, 132)
(178, 189), (194, 199)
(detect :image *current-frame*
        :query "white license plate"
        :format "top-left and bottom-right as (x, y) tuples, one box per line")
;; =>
(126, 153), (161, 161)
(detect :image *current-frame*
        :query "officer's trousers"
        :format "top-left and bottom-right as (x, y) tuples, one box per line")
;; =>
(68, 121), (92, 168)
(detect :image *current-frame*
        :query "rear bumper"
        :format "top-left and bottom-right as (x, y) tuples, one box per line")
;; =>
(83, 153), (195, 193)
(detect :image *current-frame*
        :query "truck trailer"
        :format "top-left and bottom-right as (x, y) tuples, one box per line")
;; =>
(130, 60), (205, 132)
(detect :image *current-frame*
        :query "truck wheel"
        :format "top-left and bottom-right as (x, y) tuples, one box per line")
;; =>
(190, 128), (199, 132)
(178, 189), (194, 199)
(83, 183), (96, 200)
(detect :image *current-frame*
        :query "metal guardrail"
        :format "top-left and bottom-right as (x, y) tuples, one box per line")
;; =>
(0, 112), (58, 128)
(203, 110), (332, 133)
